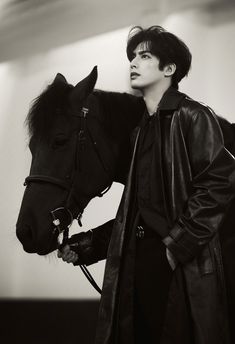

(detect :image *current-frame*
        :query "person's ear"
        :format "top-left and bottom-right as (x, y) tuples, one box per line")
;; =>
(164, 63), (176, 77)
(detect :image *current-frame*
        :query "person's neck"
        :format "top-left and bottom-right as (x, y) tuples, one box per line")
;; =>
(143, 81), (171, 116)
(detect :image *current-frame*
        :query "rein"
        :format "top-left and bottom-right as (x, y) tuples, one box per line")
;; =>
(51, 206), (102, 294)
(24, 105), (112, 294)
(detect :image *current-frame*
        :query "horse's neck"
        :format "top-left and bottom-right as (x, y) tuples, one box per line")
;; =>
(92, 90), (145, 138)
(217, 115), (235, 155)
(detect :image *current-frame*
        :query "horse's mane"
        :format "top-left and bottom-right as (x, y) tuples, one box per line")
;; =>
(25, 81), (73, 141)
(26, 79), (145, 146)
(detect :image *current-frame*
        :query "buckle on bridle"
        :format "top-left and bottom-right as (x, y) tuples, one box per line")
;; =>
(51, 207), (84, 246)
(51, 207), (74, 246)
(51, 207), (73, 232)
(53, 218), (60, 227)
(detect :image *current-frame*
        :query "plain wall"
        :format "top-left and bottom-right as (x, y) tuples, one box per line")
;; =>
(0, 7), (235, 299)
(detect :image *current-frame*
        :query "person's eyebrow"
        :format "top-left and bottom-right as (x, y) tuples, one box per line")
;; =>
(130, 49), (151, 60)
(138, 50), (152, 55)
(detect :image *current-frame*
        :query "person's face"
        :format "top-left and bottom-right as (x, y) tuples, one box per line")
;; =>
(130, 42), (165, 91)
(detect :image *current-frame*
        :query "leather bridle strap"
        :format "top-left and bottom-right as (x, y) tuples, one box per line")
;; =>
(23, 105), (108, 294)
(24, 175), (71, 191)
(80, 265), (102, 294)
(24, 175), (83, 221)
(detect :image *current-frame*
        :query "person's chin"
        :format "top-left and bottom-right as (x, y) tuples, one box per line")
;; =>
(130, 80), (143, 90)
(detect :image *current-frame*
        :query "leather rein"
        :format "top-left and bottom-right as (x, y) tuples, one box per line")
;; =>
(24, 106), (112, 294)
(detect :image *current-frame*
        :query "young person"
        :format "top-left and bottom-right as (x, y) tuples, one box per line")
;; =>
(58, 26), (235, 344)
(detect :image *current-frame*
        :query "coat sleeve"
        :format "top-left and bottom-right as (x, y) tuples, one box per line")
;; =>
(163, 107), (235, 264)
(91, 219), (115, 260)
(68, 219), (115, 265)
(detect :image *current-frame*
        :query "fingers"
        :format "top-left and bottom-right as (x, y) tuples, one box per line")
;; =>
(57, 244), (78, 264)
(57, 244), (69, 258)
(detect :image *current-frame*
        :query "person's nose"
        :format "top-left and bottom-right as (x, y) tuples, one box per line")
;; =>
(130, 56), (138, 69)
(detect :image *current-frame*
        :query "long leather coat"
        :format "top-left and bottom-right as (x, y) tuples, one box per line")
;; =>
(92, 88), (235, 344)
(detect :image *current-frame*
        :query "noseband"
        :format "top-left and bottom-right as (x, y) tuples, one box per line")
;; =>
(23, 106), (112, 294)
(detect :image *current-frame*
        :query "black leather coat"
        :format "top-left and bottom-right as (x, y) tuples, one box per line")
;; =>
(92, 88), (235, 344)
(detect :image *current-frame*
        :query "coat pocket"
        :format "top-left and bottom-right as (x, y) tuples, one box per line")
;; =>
(197, 244), (214, 276)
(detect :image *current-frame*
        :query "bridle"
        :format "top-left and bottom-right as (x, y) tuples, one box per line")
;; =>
(24, 105), (112, 294)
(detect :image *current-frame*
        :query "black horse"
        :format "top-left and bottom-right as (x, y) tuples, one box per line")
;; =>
(16, 67), (145, 256)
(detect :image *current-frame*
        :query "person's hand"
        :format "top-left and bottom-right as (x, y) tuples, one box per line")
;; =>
(57, 231), (98, 266)
(57, 244), (79, 264)
(166, 248), (178, 271)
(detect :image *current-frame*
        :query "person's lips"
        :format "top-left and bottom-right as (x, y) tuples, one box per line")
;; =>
(130, 72), (140, 79)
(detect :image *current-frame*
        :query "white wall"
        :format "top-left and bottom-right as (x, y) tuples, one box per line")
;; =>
(0, 8), (235, 299)
(163, 8), (235, 122)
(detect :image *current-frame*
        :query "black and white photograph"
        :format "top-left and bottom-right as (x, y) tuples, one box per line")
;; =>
(1, 1), (235, 343)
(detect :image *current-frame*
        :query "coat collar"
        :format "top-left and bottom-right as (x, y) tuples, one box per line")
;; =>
(137, 87), (187, 129)
(158, 87), (187, 111)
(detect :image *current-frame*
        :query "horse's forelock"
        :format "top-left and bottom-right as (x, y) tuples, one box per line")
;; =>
(25, 82), (73, 141)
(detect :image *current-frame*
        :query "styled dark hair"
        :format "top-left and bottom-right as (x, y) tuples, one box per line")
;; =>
(126, 26), (192, 89)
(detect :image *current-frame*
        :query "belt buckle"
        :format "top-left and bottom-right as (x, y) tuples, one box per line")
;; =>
(136, 225), (144, 239)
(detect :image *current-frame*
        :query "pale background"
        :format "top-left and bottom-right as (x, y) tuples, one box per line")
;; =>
(0, 0), (235, 299)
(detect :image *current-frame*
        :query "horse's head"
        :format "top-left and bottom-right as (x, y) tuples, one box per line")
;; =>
(16, 67), (118, 255)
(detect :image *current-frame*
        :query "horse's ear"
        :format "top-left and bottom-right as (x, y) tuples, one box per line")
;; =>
(53, 73), (68, 84)
(69, 66), (98, 106)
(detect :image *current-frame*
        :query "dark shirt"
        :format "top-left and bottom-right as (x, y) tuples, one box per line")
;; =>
(136, 110), (169, 238)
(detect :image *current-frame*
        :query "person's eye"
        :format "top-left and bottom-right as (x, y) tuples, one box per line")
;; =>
(142, 54), (151, 59)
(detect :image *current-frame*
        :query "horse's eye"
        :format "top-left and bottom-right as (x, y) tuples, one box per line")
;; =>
(52, 135), (69, 149)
